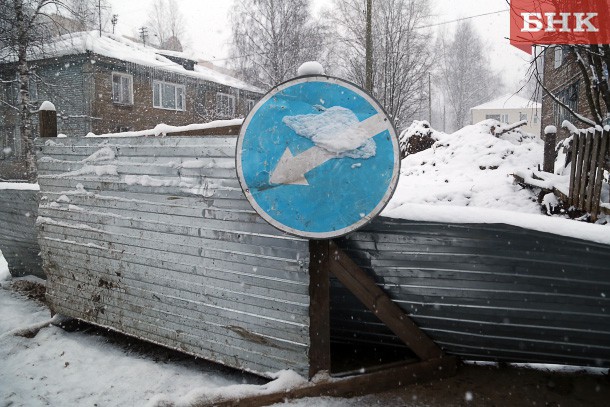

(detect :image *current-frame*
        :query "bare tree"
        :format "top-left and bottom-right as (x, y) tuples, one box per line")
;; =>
(62, 0), (112, 34)
(439, 21), (502, 130)
(230, 0), (326, 89)
(145, 0), (185, 51)
(0, 0), (67, 180)
(528, 45), (609, 127)
(329, 0), (435, 129)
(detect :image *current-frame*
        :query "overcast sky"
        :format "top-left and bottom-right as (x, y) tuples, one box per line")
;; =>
(108, 0), (529, 91)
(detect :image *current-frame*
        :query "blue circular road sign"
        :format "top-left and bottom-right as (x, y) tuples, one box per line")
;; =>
(236, 75), (400, 239)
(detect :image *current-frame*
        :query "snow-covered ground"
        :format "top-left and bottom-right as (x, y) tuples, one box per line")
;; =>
(0, 273), (318, 406)
(383, 120), (609, 242)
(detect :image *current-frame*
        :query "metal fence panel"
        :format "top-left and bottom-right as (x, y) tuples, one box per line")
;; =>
(0, 188), (42, 277)
(334, 217), (610, 368)
(35, 136), (311, 377)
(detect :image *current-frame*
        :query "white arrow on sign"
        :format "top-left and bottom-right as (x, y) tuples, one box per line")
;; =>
(269, 113), (389, 186)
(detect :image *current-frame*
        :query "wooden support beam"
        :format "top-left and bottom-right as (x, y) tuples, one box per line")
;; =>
(308, 240), (331, 378)
(206, 356), (458, 407)
(39, 104), (57, 138)
(328, 241), (444, 361)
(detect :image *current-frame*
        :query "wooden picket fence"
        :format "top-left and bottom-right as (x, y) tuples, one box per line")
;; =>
(566, 126), (609, 221)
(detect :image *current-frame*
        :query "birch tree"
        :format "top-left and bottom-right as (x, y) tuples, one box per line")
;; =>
(230, 0), (326, 89)
(328, 0), (434, 128)
(0, 0), (64, 180)
(439, 21), (501, 130)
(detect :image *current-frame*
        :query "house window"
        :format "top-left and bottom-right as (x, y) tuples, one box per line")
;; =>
(217, 93), (235, 117)
(519, 113), (528, 121)
(153, 81), (185, 111)
(486, 114), (501, 121)
(112, 73), (133, 105)
(554, 46), (563, 69)
(247, 99), (256, 113)
(500, 114), (509, 123)
(554, 81), (579, 126)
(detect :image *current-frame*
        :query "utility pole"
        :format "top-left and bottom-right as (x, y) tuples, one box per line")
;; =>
(365, 0), (373, 93)
(111, 14), (118, 34)
(139, 27), (148, 46)
(428, 72), (432, 126)
(97, 0), (102, 37)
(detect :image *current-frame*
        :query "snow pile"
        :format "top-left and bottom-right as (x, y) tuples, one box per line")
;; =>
(387, 120), (543, 214)
(149, 370), (307, 407)
(384, 119), (610, 241)
(0, 250), (9, 282)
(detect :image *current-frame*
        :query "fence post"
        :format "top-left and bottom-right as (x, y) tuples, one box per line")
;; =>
(543, 125), (557, 173)
(39, 101), (57, 138)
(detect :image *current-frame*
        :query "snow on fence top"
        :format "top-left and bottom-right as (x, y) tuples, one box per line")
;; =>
(84, 119), (243, 138)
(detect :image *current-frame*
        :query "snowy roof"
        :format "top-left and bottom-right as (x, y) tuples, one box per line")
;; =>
(31, 31), (262, 93)
(470, 94), (541, 110)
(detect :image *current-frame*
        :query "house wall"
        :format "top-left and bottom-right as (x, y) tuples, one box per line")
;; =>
(541, 46), (599, 141)
(90, 55), (260, 135)
(471, 107), (541, 136)
(0, 54), (93, 179)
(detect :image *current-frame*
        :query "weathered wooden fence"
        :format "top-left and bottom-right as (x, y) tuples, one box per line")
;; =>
(35, 135), (312, 377)
(564, 125), (609, 221)
(0, 185), (42, 277)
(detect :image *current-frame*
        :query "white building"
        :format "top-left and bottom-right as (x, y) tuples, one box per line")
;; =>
(471, 94), (541, 136)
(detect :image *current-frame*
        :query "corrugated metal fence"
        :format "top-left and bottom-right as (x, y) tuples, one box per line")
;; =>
(0, 187), (42, 277)
(334, 217), (610, 368)
(35, 136), (311, 377)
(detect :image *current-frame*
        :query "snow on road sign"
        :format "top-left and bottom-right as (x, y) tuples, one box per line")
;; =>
(236, 75), (400, 239)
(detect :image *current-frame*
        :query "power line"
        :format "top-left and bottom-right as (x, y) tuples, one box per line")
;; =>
(414, 9), (509, 30)
(213, 9), (510, 63)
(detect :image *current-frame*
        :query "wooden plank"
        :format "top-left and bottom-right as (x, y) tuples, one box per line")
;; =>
(578, 131), (593, 210)
(568, 132), (580, 205)
(591, 129), (609, 221)
(573, 132), (587, 208)
(328, 241), (444, 361)
(39, 108), (57, 138)
(308, 240), (331, 378)
(584, 130), (601, 213)
(204, 356), (457, 407)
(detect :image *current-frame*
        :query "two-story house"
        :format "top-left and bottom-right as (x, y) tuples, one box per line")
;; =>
(0, 31), (262, 180)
